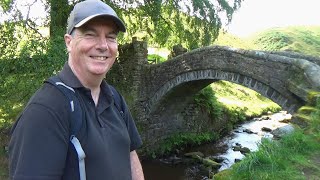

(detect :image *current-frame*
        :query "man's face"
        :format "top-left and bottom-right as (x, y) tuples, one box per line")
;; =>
(65, 17), (119, 77)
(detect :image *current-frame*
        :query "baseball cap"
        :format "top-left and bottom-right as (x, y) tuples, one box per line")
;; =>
(67, 0), (126, 34)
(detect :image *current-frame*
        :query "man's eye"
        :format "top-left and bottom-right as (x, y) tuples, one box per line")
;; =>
(107, 35), (117, 42)
(108, 35), (116, 39)
(84, 32), (95, 37)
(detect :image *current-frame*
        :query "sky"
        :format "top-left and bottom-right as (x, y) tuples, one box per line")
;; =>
(1, 0), (319, 38)
(225, 0), (320, 37)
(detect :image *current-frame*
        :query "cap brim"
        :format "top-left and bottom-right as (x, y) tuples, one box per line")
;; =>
(75, 14), (126, 32)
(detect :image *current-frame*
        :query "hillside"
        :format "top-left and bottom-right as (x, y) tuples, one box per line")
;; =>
(213, 30), (256, 49)
(247, 26), (320, 57)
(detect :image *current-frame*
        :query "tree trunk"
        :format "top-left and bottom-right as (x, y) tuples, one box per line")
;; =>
(49, 0), (71, 39)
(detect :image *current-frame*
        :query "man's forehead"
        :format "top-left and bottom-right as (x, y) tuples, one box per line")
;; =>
(77, 18), (119, 33)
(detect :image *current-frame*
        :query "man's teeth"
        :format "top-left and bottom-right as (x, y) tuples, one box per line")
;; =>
(92, 56), (107, 60)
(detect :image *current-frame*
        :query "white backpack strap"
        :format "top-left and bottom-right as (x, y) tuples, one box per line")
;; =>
(70, 135), (86, 180)
(47, 76), (86, 179)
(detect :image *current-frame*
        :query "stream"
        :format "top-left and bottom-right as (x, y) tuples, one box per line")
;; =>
(141, 111), (292, 180)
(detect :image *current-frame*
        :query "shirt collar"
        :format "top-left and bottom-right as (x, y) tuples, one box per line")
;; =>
(57, 62), (114, 110)
(58, 62), (84, 89)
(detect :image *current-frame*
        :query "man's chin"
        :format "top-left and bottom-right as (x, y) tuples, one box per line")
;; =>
(91, 69), (109, 76)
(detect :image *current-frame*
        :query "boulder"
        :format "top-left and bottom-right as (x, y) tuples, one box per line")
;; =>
(261, 127), (272, 132)
(184, 151), (205, 159)
(271, 124), (295, 139)
(232, 145), (251, 154)
(202, 158), (221, 168)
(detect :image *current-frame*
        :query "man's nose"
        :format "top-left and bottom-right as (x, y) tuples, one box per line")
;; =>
(96, 37), (109, 51)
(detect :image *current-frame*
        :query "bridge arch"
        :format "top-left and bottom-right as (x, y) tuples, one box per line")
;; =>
(147, 69), (301, 116)
(142, 45), (320, 117)
(110, 41), (320, 148)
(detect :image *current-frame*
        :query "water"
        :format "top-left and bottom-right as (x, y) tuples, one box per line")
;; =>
(218, 112), (291, 170)
(141, 111), (292, 180)
(143, 160), (188, 180)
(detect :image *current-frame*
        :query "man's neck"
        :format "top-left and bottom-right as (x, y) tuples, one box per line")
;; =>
(79, 76), (102, 106)
(68, 62), (104, 106)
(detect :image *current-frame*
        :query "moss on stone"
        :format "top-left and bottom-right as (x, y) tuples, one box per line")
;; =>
(297, 106), (318, 115)
(307, 91), (320, 106)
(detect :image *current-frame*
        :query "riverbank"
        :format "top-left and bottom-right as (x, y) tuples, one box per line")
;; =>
(142, 111), (293, 179)
(141, 81), (281, 158)
(214, 93), (320, 179)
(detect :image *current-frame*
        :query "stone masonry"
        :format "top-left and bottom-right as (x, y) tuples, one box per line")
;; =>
(107, 39), (320, 150)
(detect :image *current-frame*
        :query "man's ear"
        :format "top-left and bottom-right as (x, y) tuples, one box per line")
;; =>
(64, 34), (73, 52)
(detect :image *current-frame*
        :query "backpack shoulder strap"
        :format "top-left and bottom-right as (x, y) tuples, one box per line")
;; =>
(108, 84), (124, 117)
(45, 75), (86, 180)
(46, 76), (83, 136)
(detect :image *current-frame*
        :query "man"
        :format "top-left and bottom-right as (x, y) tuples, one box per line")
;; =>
(9, 0), (144, 179)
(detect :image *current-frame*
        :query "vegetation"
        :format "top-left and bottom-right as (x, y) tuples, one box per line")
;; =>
(194, 86), (223, 122)
(214, 95), (320, 179)
(249, 26), (320, 57)
(148, 132), (219, 159)
(1, 0), (243, 49)
(214, 30), (256, 49)
(1, 0), (320, 177)
(212, 81), (280, 120)
(147, 54), (167, 64)
(0, 22), (66, 130)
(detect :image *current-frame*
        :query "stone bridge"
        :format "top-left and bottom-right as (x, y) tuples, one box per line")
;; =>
(107, 39), (320, 149)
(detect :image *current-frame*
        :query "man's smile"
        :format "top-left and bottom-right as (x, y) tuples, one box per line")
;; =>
(91, 56), (108, 61)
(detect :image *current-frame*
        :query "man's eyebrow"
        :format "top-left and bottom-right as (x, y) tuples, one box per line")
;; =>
(109, 30), (119, 35)
(79, 26), (118, 35)
(80, 26), (95, 32)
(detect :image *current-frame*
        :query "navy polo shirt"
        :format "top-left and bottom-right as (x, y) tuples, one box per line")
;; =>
(9, 63), (142, 180)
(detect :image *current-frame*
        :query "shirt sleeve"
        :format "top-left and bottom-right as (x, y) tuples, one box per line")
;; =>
(9, 102), (70, 180)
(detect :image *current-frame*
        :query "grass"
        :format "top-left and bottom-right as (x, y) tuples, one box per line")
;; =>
(248, 26), (320, 57)
(214, 99), (320, 180)
(214, 30), (256, 49)
(211, 81), (281, 118)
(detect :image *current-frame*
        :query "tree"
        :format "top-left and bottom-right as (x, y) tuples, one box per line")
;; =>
(1, 0), (243, 49)
(48, 0), (70, 38)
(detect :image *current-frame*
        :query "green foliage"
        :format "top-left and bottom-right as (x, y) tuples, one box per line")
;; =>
(211, 81), (280, 119)
(0, 0), (13, 12)
(214, 30), (256, 49)
(309, 95), (320, 133)
(49, 0), (71, 38)
(3, 0), (243, 50)
(0, 21), (22, 59)
(253, 31), (292, 51)
(0, 20), (67, 127)
(249, 26), (320, 57)
(0, 21), (48, 59)
(194, 86), (223, 121)
(147, 54), (166, 64)
(0, 55), (65, 127)
(149, 132), (218, 158)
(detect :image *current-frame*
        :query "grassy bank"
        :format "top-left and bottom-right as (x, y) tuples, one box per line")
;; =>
(212, 81), (280, 119)
(214, 93), (320, 179)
